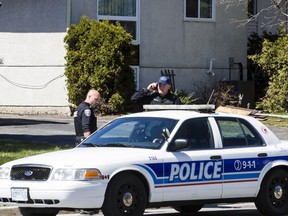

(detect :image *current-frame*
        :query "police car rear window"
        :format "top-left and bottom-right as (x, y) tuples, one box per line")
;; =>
(215, 117), (264, 148)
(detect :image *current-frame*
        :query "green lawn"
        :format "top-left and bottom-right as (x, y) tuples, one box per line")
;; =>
(0, 141), (72, 165)
(261, 116), (288, 128)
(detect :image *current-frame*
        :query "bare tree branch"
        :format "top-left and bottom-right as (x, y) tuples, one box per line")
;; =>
(217, 0), (288, 30)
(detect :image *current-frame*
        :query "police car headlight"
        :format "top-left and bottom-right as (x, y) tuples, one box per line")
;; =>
(52, 168), (102, 181)
(0, 167), (10, 179)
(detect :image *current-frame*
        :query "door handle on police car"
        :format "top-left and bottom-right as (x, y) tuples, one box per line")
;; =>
(210, 155), (222, 160)
(257, 153), (267, 157)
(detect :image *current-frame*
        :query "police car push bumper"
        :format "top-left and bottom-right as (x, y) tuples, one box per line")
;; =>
(0, 176), (107, 208)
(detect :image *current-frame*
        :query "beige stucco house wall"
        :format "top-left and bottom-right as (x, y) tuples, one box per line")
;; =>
(139, 1), (248, 93)
(0, 0), (252, 115)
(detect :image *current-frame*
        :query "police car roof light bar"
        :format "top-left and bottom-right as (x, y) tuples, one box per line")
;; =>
(143, 104), (215, 113)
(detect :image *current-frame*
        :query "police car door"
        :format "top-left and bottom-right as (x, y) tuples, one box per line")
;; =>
(213, 117), (267, 198)
(163, 117), (223, 201)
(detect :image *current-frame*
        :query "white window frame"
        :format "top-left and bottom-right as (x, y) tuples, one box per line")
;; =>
(97, 0), (140, 44)
(131, 66), (139, 90)
(184, 0), (216, 22)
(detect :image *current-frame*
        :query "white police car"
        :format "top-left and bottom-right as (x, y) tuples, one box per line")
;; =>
(0, 109), (288, 216)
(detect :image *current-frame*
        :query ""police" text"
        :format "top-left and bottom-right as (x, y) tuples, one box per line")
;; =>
(169, 161), (223, 182)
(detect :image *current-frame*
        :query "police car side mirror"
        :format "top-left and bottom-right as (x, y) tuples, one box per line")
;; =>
(167, 139), (190, 152)
(161, 128), (170, 140)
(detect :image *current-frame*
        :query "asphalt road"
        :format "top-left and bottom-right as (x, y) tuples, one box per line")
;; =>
(0, 114), (116, 146)
(0, 203), (265, 216)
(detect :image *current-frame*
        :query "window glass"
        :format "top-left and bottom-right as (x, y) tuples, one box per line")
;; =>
(185, 0), (214, 20)
(98, 0), (136, 16)
(200, 0), (212, 18)
(97, 0), (139, 43)
(82, 117), (178, 149)
(109, 20), (136, 39)
(173, 118), (214, 150)
(217, 119), (241, 138)
(215, 117), (264, 148)
(186, 0), (198, 18)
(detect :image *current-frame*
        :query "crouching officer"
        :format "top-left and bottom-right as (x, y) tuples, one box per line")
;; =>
(74, 89), (101, 146)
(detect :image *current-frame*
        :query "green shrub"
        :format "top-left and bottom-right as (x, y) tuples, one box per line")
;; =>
(173, 90), (198, 105)
(64, 16), (135, 115)
(98, 93), (125, 115)
(247, 31), (278, 102)
(249, 24), (288, 113)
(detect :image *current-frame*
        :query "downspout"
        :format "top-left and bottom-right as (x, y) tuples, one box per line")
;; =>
(66, 0), (71, 30)
(206, 58), (215, 76)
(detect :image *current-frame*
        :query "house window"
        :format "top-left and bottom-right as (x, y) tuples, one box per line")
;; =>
(97, 0), (140, 44)
(184, 0), (215, 21)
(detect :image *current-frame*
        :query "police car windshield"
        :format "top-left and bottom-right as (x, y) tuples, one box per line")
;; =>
(80, 117), (178, 149)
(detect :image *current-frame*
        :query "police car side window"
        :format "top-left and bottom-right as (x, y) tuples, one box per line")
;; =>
(173, 117), (214, 150)
(216, 117), (263, 148)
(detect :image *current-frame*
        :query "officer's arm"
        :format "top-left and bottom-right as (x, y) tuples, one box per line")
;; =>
(83, 131), (91, 138)
(131, 88), (157, 104)
(131, 88), (148, 103)
(82, 109), (92, 138)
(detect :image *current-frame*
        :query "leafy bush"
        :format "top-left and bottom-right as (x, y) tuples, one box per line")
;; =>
(247, 32), (278, 102)
(249, 24), (288, 113)
(98, 93), (125, 115)
(173, 90), (198, 104)
(64, 16), (135, 115)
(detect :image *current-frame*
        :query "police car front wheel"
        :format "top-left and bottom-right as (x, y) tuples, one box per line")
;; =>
(255, 168), (288, 215)
(102, 173), (147, 216)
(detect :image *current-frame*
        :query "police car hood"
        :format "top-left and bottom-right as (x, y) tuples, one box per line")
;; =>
(279, 140), (288, 146)
(3, 147), (159, 168)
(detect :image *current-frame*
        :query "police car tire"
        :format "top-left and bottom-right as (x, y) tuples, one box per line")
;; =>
(19, 207), (59, 216)
(173, 204), (203, 214)
(255, 168), (288, 215)
(102, 173), (147, 216)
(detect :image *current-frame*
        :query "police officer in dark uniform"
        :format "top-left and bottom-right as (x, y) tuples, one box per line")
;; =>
(74, 89), (101, 145)
(131, 76), (181, 111)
